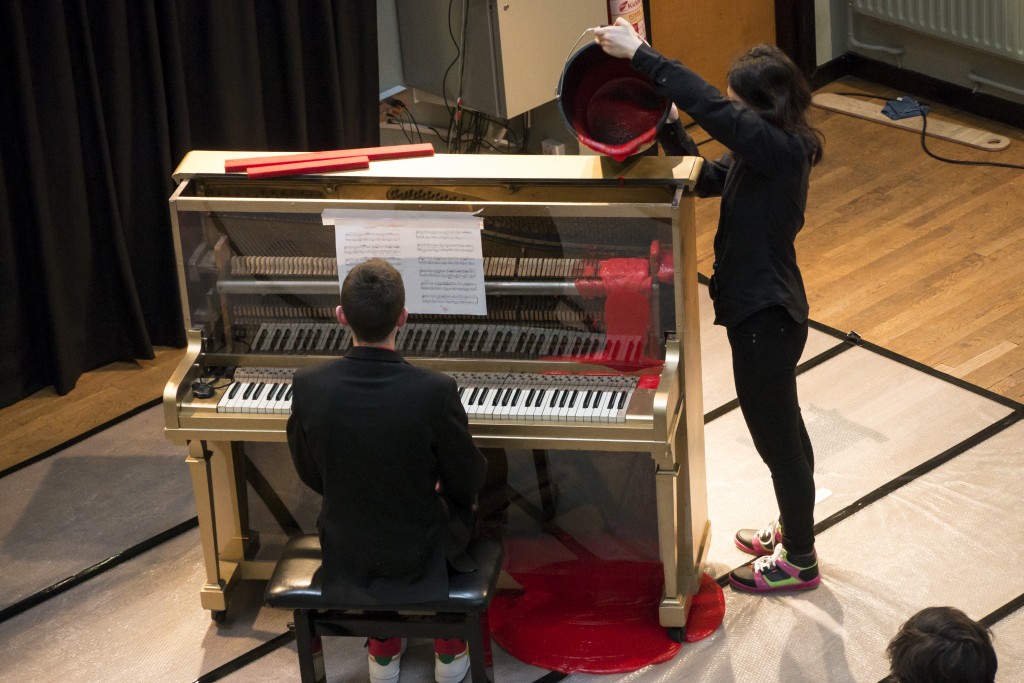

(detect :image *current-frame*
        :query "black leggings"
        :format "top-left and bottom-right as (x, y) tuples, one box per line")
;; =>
(727, 306), (816, 555)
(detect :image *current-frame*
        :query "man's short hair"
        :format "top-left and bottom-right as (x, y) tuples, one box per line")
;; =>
(887, 606), (997, 683)
(341, 258), (405, 344)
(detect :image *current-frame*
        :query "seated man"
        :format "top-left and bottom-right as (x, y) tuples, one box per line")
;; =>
(287, 258), (488, 683)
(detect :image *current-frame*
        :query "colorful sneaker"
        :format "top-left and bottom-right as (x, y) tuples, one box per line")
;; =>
(729, 545), (820, 593)
(434, 638), (470, 683)
(368, 637), (406, 683)
(734, 519), (782, 556)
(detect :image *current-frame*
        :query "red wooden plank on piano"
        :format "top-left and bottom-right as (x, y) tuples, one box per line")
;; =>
(246, 156), (370, 179)
(225, 143), (434, 172)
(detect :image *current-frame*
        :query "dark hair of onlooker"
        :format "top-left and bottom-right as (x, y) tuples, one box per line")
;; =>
(887, 606), (997, 683)
(340, 258), (405, 344)
(727, 43), (824, 166)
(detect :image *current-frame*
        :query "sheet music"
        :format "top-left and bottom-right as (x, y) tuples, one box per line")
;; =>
(324, 209), (487, 315)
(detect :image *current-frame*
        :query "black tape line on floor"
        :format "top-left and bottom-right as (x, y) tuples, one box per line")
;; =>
(852, 337), (1024, 414)
(979, 590), (1024, 629)
(715, 412), (1022, 590)
(704, 339), (855, 424)
(0, 517), (198, 625)
(814, 412), (1021, 533)
(0, 397), (163, 480)
(193, 631), (296, 683)
(532, 672), (569, 683)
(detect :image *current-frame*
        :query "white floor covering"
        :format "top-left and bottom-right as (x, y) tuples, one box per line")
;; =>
(0, 284), (1020, 683)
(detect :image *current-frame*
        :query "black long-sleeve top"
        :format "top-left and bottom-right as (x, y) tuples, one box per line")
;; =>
(631, 43), (812, 328)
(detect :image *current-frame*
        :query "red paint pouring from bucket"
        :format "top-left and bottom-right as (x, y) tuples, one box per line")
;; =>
(557, 42), (670, 161)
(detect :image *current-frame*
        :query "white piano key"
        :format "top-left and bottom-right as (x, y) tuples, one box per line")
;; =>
(611, 387), (634, 422)
(255, 382), (276, 414)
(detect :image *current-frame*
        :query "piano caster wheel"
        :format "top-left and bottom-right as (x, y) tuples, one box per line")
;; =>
(211, 609), (227, 624)
(667, 626), (685, 643)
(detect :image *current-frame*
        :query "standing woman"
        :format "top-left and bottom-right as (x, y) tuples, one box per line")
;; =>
(594, 19), (823, 593)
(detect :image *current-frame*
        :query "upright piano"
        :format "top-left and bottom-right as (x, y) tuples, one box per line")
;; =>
(164, 152), (709, 638)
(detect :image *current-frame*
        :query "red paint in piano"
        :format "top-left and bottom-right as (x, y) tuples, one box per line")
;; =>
(558, 257), (660, 371)
(224, 143), (434, 172)
(489, 536), (725, 673)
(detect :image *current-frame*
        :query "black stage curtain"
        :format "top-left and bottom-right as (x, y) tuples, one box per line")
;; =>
(0, 1), (379, 409)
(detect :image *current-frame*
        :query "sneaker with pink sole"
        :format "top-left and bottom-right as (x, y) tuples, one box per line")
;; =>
(729, 544), (820, 593)
(734, 518), (782, 556)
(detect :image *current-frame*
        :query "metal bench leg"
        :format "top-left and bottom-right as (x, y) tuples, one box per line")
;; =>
(293, 610), (326, 683)
(465, 612), (491, 682)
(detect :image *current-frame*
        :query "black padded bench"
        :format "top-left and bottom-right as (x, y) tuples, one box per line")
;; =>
(265, 534), (504, 683)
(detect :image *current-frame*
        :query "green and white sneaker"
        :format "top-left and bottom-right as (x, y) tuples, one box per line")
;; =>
(434, 638), (470, 683)
(368, 637), (406, 683)
(729, 544), (820, 593)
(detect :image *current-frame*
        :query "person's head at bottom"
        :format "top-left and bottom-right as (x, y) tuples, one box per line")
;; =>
(887, 606), (996, 683)
(337, 257), (407, 347)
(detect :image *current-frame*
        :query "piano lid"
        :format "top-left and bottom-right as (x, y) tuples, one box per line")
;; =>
(173, 151), (701, 187)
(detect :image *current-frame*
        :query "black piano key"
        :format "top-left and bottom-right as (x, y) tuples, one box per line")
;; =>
(478, 388), (489, 405)
(549, 390), (559, 408)
(252, 382), (266, 399)
(275, 383), (289, 400)
(618, 391), (628, 409)
(526, 389), (535, 406)
(492, 389), (504, 407)
(469, 387), (479, 404)
(535, 389), (546, 407)
(228, 382), (241, 399)
(285, 386), (294, 401)
(583, 390), (593, 408)
(558, 391), (569, 408)
(569, 390), (579, 407)
(242, 382), (256, 400)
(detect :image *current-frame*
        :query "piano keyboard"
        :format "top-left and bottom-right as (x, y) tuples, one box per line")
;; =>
(248, 322), (645, 362)
(451, 372), (638, 423)
(217, 367), (296, 414)
(216, 367), (638, 423)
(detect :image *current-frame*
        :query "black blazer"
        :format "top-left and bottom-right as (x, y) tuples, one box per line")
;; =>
(287, 345), (487, 604)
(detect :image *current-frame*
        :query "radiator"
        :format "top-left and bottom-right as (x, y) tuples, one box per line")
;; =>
(852, 0), (1024, 63)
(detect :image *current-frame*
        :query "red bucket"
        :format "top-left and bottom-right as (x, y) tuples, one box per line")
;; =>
(557, 41), (670, 161)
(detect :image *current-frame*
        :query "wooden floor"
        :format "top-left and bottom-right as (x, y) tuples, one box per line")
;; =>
(1, 76), (1021, 471)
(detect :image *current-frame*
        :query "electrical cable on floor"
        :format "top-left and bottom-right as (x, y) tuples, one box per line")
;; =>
(833, 91), (1024, 171)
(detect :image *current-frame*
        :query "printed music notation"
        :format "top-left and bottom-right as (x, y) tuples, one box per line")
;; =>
(324, 209), (487, 316)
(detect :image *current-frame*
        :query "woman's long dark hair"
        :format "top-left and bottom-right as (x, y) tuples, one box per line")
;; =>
(727, 44), (824, 165)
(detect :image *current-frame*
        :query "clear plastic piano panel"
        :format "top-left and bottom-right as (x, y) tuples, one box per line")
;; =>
(173, 203), (679, 370)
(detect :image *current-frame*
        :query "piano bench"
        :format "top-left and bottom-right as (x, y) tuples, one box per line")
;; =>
(264, 534), (503, 683)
